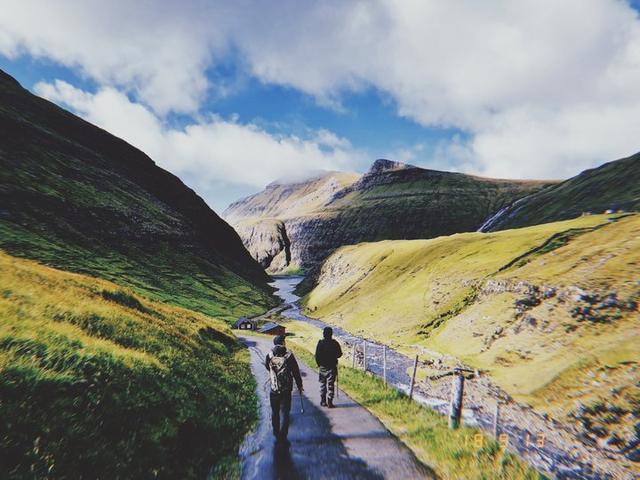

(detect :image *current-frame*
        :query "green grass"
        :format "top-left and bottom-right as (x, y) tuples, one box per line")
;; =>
(0, 70), (276, 325)
(301, 214), (640, 430)
(486, 152), (640, 231)
(0, 250), (257, 479)
(284, 321), (545, 480)
(0, 221), (273, 324)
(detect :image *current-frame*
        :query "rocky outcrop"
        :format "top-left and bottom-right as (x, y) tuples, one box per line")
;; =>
(233, 218), (291, 272)
(225, 159), (553, 273)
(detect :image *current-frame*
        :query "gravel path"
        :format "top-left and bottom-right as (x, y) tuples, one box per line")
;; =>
(238, 334), (433, 480)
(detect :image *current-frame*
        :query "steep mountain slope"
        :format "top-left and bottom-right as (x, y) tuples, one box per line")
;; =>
(481, 152), (640, 231)
(225, 170), (361, 220)
(225, 159), (552, 273)
(0, 69), (275, 321)
(302, 214), (640, 464)
(225, 171), (360, 272)
(0, 250), (256, 478)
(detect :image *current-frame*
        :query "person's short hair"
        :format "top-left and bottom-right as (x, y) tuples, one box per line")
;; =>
(323, 327), (333, 338)
(274, 335), (286, 345)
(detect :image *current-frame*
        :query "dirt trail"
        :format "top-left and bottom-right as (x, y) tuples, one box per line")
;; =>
(238, 334), (433, 480)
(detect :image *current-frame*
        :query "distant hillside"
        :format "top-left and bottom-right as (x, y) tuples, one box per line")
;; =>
(224, 159), (552, 273)
(0, 69), (275, 321)
(481, 152), (640, 231)
(302, 214), (640, 467)
(225, 170), (361, 221)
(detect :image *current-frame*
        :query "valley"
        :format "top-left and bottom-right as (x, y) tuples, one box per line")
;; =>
(293, 213), (639, 477)
(2, 63), (639, 479)
(4, 3), (640, 479)
(225, 159), (552, 274)
(223, 149), (640, 477)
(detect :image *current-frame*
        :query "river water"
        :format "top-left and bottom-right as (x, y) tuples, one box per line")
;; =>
(271, 276), (477, 424)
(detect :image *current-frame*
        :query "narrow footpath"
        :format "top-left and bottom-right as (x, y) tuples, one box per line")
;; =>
(238, 334), (434, 480)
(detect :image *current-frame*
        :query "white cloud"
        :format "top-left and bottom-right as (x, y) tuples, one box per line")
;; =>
(233, 0), (640, 177)
(35, 80), (362, 208)
(0, 1), (229, 114)
(4, 0), (640, 179)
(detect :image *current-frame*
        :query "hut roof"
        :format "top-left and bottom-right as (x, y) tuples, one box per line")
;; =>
(258, 322), (282, 333)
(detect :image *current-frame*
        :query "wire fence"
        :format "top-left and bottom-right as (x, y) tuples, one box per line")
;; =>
(341, 340), (623, 480)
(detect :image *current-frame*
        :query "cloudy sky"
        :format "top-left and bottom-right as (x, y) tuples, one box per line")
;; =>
(2, 0), (640, 212)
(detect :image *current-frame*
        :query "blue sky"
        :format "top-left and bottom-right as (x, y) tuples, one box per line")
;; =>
(2, 1), (640, 212)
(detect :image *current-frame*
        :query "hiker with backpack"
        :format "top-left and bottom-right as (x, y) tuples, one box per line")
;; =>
(315, 327), (342, 408)
(265, 335), (303, 445)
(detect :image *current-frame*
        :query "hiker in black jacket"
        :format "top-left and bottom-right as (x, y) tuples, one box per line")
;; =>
(315, 327), (342, 408)
(265, 335), (303, 445)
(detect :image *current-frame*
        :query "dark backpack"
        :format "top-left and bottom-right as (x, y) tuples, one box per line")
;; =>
(269, 352), (292, 393)
(316, 339), (337, 367)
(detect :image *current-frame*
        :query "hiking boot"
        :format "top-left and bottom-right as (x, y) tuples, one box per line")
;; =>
(327, 400), (335, 408)
(320, 398), (327, 407)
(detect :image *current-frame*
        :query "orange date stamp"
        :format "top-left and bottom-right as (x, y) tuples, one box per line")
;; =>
(464, 432), (546, 449)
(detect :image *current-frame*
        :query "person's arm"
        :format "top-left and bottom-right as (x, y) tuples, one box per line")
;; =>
(314, 340), (322, 367)
(335, 340), (343, 359)
(265, 352), (271, 371)
(289, 354), (304, 391)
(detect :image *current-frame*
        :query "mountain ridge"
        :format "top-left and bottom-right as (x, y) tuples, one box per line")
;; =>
(225, 159), (553, 273)
(481, 152), (640, 231)
(0, 68), (275, 320)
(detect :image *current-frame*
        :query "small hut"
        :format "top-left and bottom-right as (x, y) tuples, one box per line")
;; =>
(233, 317), (257, 331)
(258, 322), (286, 336)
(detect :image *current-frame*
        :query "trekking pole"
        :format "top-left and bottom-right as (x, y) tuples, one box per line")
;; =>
(298, 389), (305, 414)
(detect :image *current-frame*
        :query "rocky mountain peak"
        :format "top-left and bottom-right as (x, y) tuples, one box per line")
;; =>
(368, 159), (413, 174)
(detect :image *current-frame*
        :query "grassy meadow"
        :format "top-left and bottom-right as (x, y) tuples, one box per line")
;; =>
(0, 250), (257, 478)
(0, 221), (272, 324)
(284, 320), (545, 480)
(301, 214), (640, 426)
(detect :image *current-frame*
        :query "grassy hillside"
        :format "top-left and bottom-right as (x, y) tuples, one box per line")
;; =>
(225, 159), (552, 273)
(0, 69), (275, 322)
(0, 250), (256, 478)
(483, 152), (640, 231)
(302, 214), (640, 452)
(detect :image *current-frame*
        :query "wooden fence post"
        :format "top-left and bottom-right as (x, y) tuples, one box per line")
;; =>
(448, 371), (464, 430)
(409, 354), (419, 400)
(352, 344), (356, 368)
(493, 401), (500, 439)
(383, 345), (387, 386)
(363, 341), (367, 372)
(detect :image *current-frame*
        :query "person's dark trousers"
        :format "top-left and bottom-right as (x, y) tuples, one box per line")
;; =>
(319, 366), (337, 402)
(270, 390), (292, 440)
